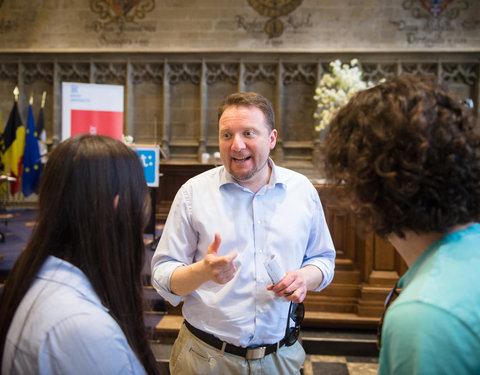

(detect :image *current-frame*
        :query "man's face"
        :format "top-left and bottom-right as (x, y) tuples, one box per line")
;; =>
(219, 105), (277, 188)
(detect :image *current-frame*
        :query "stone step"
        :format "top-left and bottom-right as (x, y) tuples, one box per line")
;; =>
(150, 341), (171, 373)
(301, 328), (379, 357)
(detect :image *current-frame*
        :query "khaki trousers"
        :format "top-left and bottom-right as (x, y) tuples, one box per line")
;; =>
(169, 324), (305, 375)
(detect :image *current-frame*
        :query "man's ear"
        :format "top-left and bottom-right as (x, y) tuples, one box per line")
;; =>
(270, 129), (277, 150)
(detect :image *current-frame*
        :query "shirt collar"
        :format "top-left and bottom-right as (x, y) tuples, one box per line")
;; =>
(398, 223), (480, 289)
(219, 158), (286, 192)
(37, 255), (107, 312)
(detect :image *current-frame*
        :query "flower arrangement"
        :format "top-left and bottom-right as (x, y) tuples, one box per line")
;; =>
(314, 59), (373, 132)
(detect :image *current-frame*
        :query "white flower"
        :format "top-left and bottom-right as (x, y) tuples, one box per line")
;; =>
(122, 134), (134, 144)
(314, 59), (373, 132)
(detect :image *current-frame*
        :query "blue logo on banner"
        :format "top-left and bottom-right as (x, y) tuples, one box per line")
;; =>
(136, 149), (156, 185)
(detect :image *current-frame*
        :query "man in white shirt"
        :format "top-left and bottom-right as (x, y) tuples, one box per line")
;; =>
(151, 92), (335, 375)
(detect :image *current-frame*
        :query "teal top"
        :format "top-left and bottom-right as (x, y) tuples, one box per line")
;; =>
(378, 223), (480, 375)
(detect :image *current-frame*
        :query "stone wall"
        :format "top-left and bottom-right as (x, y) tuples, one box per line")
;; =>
(0, 1), (479, 184)
(1, 1), (479, 52)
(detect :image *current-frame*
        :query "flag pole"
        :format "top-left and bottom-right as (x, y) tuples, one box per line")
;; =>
(41, 91), (46, 108)
(29, 93), (33, 106)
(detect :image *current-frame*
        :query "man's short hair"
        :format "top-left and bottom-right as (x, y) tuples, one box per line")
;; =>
(218, 92), (275, 131)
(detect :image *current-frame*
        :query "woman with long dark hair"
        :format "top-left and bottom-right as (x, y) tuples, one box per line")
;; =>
(0, 134), (160, 374)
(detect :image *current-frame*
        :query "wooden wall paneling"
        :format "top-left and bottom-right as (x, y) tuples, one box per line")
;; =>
(125, 62), (134, 138)
(305, 185), (371, 328)
(312, 61), (325, 169)
(204, 63), (238, 153)
(157, 163), (215, 219)
(168, 63), (201, 161)
(273, 60), (283, 163)
(281, 62), (318, 168)
(162, 58), (171, 158)
(304, 187), (350, 316)
(199, 60), (208, 160)
(355, 233), (400, 318)
(304, 184), (407, 327)
(237, 61), (243, 92)
(0, 64), (17, 126)
(1, 53), (478, 169)
(129, 62), (164, 144)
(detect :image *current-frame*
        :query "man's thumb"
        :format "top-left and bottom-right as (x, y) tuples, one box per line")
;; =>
(206, 232), (221, 255)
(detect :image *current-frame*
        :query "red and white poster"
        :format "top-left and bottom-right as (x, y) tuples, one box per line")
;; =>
(62, 82), (124, 141)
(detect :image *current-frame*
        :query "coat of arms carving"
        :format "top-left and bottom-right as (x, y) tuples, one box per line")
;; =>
(90, 0), (155, 25)
(419, 0), (454, 17)
(248, 0), (303, 38)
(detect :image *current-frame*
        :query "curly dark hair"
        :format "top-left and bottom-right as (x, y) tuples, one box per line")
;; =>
(322, 74), (480, 238)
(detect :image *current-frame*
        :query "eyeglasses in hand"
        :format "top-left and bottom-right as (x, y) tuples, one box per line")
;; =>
(285, 302), (305, 346)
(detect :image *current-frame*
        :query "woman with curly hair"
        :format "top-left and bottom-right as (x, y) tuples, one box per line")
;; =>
(322, 75), (480, 374)
(0, 134), (160, 374)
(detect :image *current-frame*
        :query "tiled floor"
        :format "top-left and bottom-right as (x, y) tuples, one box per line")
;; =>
(304, 354), (378, 375)
(152, 348), (379, 375)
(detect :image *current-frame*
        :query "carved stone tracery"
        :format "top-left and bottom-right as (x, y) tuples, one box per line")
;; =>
(168, 63), (201, 85)
(244, 63), (277, 85)
(283, 63), (316, 85)
(401, 62), (437, 77)
(23, 63), (54, 85)
(362, 63), (396, 83)
(0, 55), (478, 171)
(441, 63), (477, 85)
(206, 63), (238, 85)
(0, 63), (18, 82)
(93, 63), (126, 84)
(57, 63), (90, 83)
(131, 63), (163, 85)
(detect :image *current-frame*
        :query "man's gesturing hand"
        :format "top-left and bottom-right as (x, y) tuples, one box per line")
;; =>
(203, 233), (238, 284)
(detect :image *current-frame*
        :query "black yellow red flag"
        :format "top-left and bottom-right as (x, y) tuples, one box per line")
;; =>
(0, 101), (25, 194)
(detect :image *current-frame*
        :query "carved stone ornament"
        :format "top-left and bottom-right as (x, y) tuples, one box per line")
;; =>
(23, 63), (54, 85)
(94, 63), (126, 84)
(419, 0), (453, 17)
(248, 0), (302, 38)
(206, 64), (238, 85)
(90, 0), (155, 25)
(58, 63), (90, 83)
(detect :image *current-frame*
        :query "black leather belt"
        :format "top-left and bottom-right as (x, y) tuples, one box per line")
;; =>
(184, 320), (286, 360)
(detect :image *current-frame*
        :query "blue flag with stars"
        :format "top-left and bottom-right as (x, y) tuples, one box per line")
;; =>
(22, 103), (41, 196)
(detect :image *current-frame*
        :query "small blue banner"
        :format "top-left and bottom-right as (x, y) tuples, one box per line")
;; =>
(131, 145), (159, 187)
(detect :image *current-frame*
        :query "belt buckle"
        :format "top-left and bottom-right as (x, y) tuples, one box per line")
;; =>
(245, 346), (266, 360)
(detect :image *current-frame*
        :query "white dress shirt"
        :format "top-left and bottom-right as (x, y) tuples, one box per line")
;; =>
(2, 256), (146, 375)
(151, 159), (335, 347)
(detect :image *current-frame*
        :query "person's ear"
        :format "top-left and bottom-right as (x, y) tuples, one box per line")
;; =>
(113, 194), (119, 211)
(269, 129), (277, 150)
